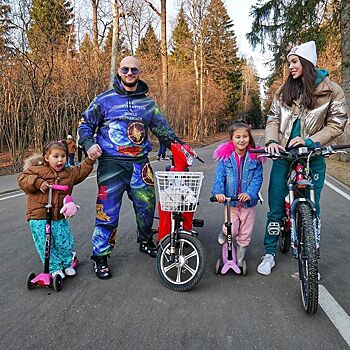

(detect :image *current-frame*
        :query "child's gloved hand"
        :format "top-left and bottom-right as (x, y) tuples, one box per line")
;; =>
(60, 195), (80, 218)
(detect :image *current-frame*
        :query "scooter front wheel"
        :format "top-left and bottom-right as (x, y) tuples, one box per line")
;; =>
(26, 272), (37, 290)
(52, 274), (63, 292)
(156, 233), (206, 292)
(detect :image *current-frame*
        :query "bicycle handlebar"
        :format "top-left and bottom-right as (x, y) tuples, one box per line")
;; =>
(249, 144), (350, 160)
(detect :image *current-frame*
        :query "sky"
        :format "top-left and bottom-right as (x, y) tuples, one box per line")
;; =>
(225, 0), (273, 79)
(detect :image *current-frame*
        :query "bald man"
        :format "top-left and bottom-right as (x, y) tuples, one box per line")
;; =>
(78, 56), (182, 280)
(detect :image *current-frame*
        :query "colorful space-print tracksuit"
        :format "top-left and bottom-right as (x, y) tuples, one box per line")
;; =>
(79, 75), (181, 256)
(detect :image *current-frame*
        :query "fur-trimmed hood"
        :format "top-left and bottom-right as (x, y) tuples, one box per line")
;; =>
(213, 141), (264, 162)
(23, 154), (45, 170)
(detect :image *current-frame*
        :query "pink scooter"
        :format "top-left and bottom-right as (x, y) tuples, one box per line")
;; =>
(26, 184), (79, 292)
(210, 196), (247, 276)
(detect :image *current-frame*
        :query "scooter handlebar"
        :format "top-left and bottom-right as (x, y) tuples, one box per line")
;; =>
(210, 195), (240, 202)
(51, 184), (69, 192)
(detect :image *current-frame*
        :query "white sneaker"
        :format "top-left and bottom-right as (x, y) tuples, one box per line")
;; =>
(52, 270), (65, 279)
(257, 254), (275, 275)
(217, 231), (226, 245)
(64, 266), (76, 276)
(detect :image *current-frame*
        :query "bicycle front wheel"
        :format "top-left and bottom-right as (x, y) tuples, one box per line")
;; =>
(297, 203), (318, 314)
(156, 233), (206, 292)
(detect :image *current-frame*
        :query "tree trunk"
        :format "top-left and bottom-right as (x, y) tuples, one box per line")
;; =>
(199, 36), (204, 142)
(109, 0), (120, 88)
(92, 0), (99, 50)
(340, 0), (350, 161)
(160, 0), (168, 115)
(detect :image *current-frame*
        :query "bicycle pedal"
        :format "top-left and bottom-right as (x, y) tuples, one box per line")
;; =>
(192, 219), (204, 227)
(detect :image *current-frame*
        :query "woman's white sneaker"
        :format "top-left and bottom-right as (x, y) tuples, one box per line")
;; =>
(257, 254), (275, 275)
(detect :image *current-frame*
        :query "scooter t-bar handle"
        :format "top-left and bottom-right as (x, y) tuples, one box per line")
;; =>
(196, 156), (204, 163)
(51, 184), (69, 191)
(210, 195), (240, 202)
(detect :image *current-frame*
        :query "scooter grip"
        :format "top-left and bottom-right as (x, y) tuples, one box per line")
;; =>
(210, 196), (218, 202)
(51, 184), (69, 192)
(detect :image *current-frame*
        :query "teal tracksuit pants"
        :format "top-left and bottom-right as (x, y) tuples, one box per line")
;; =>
(264, 156), (326, 255)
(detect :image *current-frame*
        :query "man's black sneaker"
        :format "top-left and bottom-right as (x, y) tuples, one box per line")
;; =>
(139, 240), (158, 258)
(91, 255), (112, 279)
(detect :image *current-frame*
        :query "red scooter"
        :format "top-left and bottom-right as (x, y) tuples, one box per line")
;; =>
(155, 140), (206, 291)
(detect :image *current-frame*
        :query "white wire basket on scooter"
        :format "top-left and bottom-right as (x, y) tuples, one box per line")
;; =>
(155, 171), (204, 212)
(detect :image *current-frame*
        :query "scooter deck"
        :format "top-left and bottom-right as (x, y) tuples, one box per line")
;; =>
(221, 242), (241, 275)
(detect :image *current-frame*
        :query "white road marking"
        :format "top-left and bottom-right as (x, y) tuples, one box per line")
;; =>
(319, 285), (350, 346)
(325, 180), (350, 201)
(0, 192), (24, 201)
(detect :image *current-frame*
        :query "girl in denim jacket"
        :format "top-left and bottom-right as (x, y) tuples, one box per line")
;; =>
(211, 121), (263, 266)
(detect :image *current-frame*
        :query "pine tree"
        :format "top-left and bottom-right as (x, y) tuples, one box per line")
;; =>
(28, 0), (74, 53)
(136, 24), (161, 79)
(0, 0), (11, 63)
(203, 0), (242, 117)
(203, 0), (239, 79)
(247, 0), (339, 72)
(169, 5), (193, 69)
(136, 24), (161, 59)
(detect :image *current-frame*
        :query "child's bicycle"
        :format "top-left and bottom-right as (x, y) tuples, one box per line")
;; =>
(26, 184), (79, 292)
(210, 196), (247, 276)
(154, 138), (206, 291)
(251, 143), (350, 314)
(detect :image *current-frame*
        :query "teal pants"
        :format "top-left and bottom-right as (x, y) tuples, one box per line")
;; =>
(29, 219), (74, 273)
(264, 157), (326, 254)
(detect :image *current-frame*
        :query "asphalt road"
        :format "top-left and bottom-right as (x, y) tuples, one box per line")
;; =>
(1, 134), (350, 350)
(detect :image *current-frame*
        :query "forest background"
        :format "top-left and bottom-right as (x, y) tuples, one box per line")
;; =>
(0, 0), (349, 171)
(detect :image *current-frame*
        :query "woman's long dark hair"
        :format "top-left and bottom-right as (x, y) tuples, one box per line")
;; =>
(278, 56), (317, 109)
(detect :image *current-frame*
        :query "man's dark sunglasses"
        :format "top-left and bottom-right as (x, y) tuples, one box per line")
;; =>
(120, 66), (140, 75)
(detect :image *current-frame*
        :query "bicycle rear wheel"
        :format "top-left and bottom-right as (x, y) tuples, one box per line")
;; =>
(296, 203), (318, 314)
(156, 233), (206, 291)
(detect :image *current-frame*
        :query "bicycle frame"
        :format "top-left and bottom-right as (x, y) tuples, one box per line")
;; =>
(286, 156), (319, 257)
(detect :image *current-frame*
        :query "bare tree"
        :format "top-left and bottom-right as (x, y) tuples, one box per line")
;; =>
(109, 0), (120, 87)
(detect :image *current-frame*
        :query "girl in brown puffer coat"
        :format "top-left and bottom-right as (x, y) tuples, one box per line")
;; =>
(18, 140), (95, 278)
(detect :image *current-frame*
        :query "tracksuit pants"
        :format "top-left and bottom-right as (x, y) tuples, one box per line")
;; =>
(92, 157), (155, 256)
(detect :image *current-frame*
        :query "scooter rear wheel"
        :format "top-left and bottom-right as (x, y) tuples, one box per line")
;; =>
(241, 260), (247, 276)
(52, 274), (63, 292)
(215, 258), (222, 275)
(26, 272), (37, 290)
(156, 233), (206, 292)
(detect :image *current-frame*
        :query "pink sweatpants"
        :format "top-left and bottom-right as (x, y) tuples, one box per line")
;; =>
(222, 206), (256, 247)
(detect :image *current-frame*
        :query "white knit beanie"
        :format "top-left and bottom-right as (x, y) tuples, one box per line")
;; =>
(287, 41), (317, 66)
